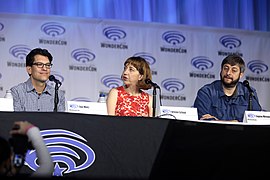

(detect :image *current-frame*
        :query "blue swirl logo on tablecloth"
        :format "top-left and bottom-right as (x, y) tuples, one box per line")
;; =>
(161, 78), (185, 93)
(162, 31), (185, 45)
(219, 35), (241, 49)
(41, 22), (66, 37)
(133, 52), (156, 65)
(191, 56), (213, 70)
(0, 23), (4, 31)
(71, 48), (95, 63)
(103, 26), (126, 41)
(247, 60), (268, 74)
(25, 129), (95, 176)
(9, 45), (31, 60)
(101, 75), (122, 88)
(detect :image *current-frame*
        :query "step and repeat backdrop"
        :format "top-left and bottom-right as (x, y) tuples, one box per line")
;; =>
(0, 13), (269, 111)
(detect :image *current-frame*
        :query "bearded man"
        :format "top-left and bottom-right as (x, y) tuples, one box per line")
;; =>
(193, 54), (262, 122)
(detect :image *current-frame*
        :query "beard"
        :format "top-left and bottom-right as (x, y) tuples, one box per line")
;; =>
(220, 74), (240, 88)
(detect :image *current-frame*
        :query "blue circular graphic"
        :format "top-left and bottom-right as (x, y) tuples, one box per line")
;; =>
(101, 75), (122, 88)
(71, 48), (95, 63)
(191, 56), (213, 70)
(41, 22), (66, 37)
(9, 45), (31, 60)
(162, 31), (185, 45)
(161, 78), (185, 93)
(247, 60), (268, 74)
(219, 35), (241, 49)
(103, 26), (126, 41)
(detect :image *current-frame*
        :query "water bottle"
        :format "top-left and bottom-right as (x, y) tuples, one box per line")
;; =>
(97, 92), (106, 103)
(4, 90), (13, 99)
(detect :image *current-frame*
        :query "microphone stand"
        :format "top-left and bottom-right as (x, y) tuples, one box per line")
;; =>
(248, 91), (254, 111)
(152, 86), (157, 117)
(53, 82), (60, 112)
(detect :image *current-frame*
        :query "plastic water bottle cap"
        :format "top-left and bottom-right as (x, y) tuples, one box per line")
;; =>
(4, 90), (13, 99)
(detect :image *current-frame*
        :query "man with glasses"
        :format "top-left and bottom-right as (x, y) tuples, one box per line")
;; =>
(10, 48), (65, 112)
(193, 54), (262, 122)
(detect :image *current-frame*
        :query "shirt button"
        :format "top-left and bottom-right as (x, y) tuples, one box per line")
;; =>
(38, 109), (40, 111)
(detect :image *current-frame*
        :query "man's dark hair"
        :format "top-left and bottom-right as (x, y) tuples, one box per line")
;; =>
(26, 48), (53, 67)
(221, 54), (245, 73)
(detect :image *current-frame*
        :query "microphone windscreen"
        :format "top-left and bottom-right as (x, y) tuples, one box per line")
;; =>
(243, 80), (249, 86)
(49, 75), (55, 81)
(145, 79), (151, 84)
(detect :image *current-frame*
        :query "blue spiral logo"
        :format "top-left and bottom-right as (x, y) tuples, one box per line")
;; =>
(41, 22), (66, 37)
(103, 26), (126, 41)
(247, 113), (256, 118)
(133, 52), (156, 65)
(219, 35), (241, 49)
(0, 23), (4, 31)
(161, 78), (185, 93)
(101, 75), (122, 88)
(162, 31), (185, 45)
(70, 97), (92, 102)
(9, 45), (31, 60)
(25, 129), (95, 176)
(191, 56), (214, 70)
(161, 108), (172, 114)
(247, 60), (268, 74)
(71, 48), (95, 63)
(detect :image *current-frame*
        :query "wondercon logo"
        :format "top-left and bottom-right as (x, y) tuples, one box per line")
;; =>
(103, 26), (126, 41)
(247, 60), (268, 74)
(41, 22), (66, 37)
(219, 35), (241, 49)
(133, 52), (156, 65)
(247, 113), (256, 118)
(161, 78), (185, 93)
(162, 31), (185, 45)
(71, 48), (95, 63)
(9, 45), (31, 60)
(162, 108), (172, 114)
(0, 23), (4, 31)
(101, 75), (122, 88)
(25, 129), (95, 176)
(191, 56), (214, 70)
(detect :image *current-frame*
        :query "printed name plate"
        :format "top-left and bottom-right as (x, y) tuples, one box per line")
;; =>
(0, 98), (14, 111)
(243, 111), (270, 124)
(159, 106), (198, 121)
(67, 101), (107, 115)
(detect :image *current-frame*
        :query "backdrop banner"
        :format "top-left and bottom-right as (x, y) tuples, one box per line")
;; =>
(0, 13), (269, 110)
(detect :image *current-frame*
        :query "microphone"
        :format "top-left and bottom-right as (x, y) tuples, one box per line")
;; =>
(145, 79), (160, 89)
(49, 75), (62, 86)
(243, 80), (253, 94)
(243, 80), (262, 111)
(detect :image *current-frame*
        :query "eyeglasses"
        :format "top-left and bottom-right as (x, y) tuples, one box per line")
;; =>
(32, 62), (53, 69)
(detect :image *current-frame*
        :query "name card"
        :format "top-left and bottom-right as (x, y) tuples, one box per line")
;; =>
(243, 111), (270, 124)
(0, 98), (14, 111)
(67, 101), (107, 115)
(159, 106), (198, 121)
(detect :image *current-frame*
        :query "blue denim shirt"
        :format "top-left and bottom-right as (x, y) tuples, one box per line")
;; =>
(10, 78), (66, 112)
(193, 80), (261, 122)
